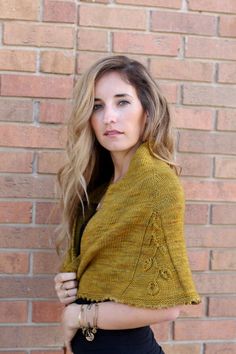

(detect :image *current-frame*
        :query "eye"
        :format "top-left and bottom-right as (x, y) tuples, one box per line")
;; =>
(118, 100), (130, 106)
(93, 104), (103, 112)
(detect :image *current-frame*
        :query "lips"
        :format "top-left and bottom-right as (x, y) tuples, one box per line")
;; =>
(104, 130), (124, 136)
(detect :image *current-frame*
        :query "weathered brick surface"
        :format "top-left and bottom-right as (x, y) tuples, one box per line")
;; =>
(113, 32), (181, 56)
(1, 0), (236, 352)
(0, 99), (33, 122)
(40, 51), (75, 74)
(0, 0), (40, 20)
(1, 75), (73, 98)
(116, 0), (181, 8)
(43, 0), (76, 23)
(151, 11), (216, 36)
(0, 301), (27, 322)
(4, 23), (74, 48)
(0, 50), (36, 72)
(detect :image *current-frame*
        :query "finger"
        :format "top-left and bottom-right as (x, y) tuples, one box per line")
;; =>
(61, 295), (78, 305)
(55, 282), (64, 291)
(58, 289), (77, 304)
(63, 280), (78, 290)
(55, 272), (77, 283)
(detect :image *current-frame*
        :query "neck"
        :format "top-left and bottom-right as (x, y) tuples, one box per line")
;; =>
(110, 143), (141, 183)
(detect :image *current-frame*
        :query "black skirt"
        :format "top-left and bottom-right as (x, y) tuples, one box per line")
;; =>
(71, 326), (165, 354)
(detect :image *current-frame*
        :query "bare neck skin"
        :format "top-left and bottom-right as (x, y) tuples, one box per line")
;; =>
(110, 142), (140, 183)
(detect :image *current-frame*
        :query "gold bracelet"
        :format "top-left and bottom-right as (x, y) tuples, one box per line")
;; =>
(81, 303), (98, 342)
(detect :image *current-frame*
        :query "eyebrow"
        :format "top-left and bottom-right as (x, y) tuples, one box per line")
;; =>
(94, 93), (132, 101)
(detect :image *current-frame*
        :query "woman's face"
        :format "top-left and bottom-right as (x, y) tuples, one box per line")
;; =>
(90, 71), (147, 154)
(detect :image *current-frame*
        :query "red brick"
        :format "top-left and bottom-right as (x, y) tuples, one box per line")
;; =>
(77, 52), (108, 74)
(32, 351), (63, 354)
(162, 344), (201, 354)
(194, 273), (236, 294)
(0, 49), (36, 72)
(212, 204), (236, 224)
(185, 204), (209, 224)
(113, 32), (181, 56)
(0, 326), (62, 347)
(179, 131), (236, 155)
(209, 297), (236, 317)
(78, 28), (108, 51)
(0, 277), (56, 298)
(218, 62), (236, 84)
(0, 226), (56, 249)
(175, 319), (236, 340)
(40, 51), (75, 74)
(215, 157), (236, 178)
(220, 15), (236, 37)
(0, 124), (66, 148)
(188, 249), (209, 271)
(39, 100), (71, 124)
(0, 175), (56, 199)
(205, 343), (236, 354)
(0, 151), (33, 173)
(116, 0), (181, 8)
(80, 0), (109, 3)
(36, 202), (61, 224)
(172, 107), (213, 130)
(186, 225), (236, 248)
(179, 300), (205, 318)
(186, 36), (236, 60)
(4, 23), (74, 48)
(43, 0), (76, 23)
(183, 84), (236, 108)
(79, 5), (146, 30)
(0, 0), (40, 20)
(158, 83), (178, 104)
(151, 322), (170, 341)
(32, 301), (62, 322)
(0, 202), (32, 223)
(1, 75), (73, 99)
(217, 110), (236, 131)
(189, 0), (236, 14)
(38, 151), (66, 174)
(0, 252), (29, 274)
(0, 352), (26, 354)
(150, 59), (213, 82)
(151, 11), (216, 36)
(176, 154), (212, 177)
(0, 99), (33, 122)
(33, 252), (60, 274)
(182, 179), (236, 202)
(0, 301), (27, 322)
(211, 249), (236, 270)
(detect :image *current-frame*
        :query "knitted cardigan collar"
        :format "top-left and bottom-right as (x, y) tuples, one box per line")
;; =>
(61, 143), (200, 308)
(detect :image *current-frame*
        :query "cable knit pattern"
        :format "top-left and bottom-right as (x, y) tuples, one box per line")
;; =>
(61, 143), (201, 308)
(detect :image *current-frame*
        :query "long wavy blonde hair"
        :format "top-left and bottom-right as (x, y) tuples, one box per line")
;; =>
(57, 55), (176, 253)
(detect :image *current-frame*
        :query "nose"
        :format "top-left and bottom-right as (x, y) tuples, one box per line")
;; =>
(102, 105), (117, 124)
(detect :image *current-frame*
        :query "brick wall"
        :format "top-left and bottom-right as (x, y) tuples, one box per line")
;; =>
(0, 0), (235, 353)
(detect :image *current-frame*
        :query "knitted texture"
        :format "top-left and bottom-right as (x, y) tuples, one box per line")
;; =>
(61, 143), (201, 308)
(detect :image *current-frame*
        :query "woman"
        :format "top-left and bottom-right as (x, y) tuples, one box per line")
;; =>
(54, 55), (200, 354)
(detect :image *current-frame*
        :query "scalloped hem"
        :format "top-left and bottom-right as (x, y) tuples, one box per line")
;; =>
(77, 292), (201, 309)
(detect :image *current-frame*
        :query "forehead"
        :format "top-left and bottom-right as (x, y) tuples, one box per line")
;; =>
(94, 71), (137, 97)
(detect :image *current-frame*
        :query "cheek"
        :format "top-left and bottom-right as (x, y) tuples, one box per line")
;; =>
(90, 116), (99, 135)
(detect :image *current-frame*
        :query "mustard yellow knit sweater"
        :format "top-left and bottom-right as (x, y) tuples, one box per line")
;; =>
(61, 143), (201, 308)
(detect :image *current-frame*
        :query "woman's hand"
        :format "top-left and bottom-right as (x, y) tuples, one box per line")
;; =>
(54, 272), (78, 305)
(62, 303), (80, 353)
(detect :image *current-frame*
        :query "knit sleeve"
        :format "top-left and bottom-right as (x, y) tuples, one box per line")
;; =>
(120, 173), (201, 308)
